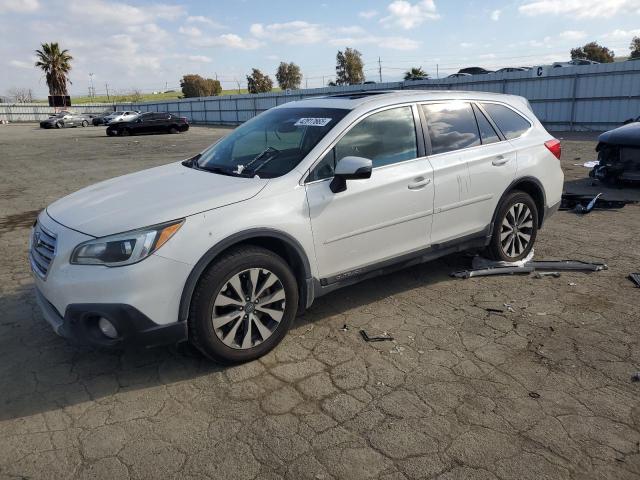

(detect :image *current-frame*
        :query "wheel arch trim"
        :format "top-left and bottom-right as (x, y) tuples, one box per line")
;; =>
(178, 228), (313, 323)
(492, 176), (547, 231)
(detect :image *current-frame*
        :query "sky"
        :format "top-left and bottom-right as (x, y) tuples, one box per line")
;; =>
(1, 0), (640, 98)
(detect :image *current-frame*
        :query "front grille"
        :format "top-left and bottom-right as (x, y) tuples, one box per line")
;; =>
(30, 222), (57, 279)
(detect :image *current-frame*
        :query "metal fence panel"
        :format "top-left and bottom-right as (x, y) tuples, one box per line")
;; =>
(3, 62), (640, 130)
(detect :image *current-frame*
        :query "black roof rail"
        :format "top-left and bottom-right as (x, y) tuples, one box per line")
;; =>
(322, 90), (398, 100)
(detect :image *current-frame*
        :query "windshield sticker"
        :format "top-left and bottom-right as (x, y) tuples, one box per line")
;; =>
(294, 118), (332, 127)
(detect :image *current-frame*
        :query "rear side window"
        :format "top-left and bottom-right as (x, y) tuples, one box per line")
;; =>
(472, 104), (500, 144)
(481, 103), (531, 140)
(422, 102), (480, 155)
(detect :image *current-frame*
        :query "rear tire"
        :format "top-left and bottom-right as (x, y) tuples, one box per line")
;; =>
(188, 246), (298, 364)
(169, 126), (179, 134)
(120, 128), (130, 136)
(107, 129), (116, 136)
(55, 122), (62, 129)
(82, 120), (88, 127)
(487, 191), (538, 262)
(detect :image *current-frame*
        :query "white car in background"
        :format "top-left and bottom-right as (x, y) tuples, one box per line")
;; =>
(30, 90), (563, 363)
(104, 110), (140, 125)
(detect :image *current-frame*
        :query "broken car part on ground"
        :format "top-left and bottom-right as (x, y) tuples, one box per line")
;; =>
(451, 259), (608, 279)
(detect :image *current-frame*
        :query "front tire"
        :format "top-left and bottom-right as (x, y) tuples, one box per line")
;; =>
(168, 126), (179, 134)
(487, 191), (538, 262)
(188, 246), (299, 364)
(120, 128), (130, 136)
(82, 120), (88, 127)
(55, 121), (62, 129)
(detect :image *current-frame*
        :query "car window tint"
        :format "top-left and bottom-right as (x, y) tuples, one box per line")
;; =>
(481, 103), (531, 140)
(472, 104), (500, 144)
(309, 106), (417, 181)
(423, 102), (480, 155)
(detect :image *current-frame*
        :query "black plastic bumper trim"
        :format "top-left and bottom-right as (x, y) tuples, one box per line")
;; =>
(35, 288), (186, 349)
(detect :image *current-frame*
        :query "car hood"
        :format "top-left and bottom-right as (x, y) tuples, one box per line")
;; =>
(47, 161), (269, 237)
(598, 122), (640, 147)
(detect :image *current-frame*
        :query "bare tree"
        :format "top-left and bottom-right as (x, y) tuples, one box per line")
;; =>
(7, 87), (33, 103)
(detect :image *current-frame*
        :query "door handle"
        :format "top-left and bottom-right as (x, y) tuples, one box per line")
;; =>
(492, 155), (510, 166)
(408, 177), (432, 190)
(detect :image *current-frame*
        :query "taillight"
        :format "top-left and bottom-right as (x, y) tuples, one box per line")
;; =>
(544, 139), (561, 159)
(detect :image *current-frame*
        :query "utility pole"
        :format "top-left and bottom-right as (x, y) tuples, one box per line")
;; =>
(88, 73), (95, 99)
(322, 75), (325, 87)
(105, 83), (110, 103)
(378, 57), (382, 83)
(436, 64), (439, 79)
(305, 78), (308, 89)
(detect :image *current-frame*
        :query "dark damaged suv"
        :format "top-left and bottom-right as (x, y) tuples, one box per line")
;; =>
(591, 121), (640, 183)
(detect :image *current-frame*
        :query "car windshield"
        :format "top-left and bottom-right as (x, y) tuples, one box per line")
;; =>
(195, 107), (348, 178)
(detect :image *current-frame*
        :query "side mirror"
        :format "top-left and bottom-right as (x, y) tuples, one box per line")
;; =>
(330, 156), (372, 193)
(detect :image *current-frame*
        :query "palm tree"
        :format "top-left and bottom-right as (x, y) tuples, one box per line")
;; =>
(35, 42), (73, 96)
(404, 67), (429, 81)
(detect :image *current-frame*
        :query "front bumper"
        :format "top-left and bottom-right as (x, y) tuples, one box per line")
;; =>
(40, 122), (54, 128)
(31, 211), (194, 348)
(35, 288), (186, 348)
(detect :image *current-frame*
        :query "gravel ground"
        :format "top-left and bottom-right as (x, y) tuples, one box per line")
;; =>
(0, 124), (639, 480)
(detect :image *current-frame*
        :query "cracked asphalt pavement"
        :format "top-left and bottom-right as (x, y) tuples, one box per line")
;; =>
(1, 124), (639, 480)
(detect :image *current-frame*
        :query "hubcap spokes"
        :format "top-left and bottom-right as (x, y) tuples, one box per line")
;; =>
(212, 268), (285, 350)
(500, 202), (533, 258)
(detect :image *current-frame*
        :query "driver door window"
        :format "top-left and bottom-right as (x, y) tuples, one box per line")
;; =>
(308, 106), (418, 181)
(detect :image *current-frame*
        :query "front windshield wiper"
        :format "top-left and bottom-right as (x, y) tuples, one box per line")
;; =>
(237, 146), (280, 176)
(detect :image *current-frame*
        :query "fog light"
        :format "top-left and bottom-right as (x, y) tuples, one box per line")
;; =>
(98, 317), (118, 339)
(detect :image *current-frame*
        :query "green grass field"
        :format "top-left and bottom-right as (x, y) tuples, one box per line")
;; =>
(32, 88), (282, 105)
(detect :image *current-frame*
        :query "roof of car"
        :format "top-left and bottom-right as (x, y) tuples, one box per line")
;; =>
(277, 89), (526, 111)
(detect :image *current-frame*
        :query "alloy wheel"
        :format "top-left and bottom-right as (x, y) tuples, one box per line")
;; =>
(500, 202), (534, 258)
(212, 268), (286, 350)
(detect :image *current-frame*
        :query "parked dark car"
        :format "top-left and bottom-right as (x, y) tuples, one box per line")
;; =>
(40, 111), (90, 129)
(590, 121), (640, 183)
(447, 72), (472, 78)
(458, 67), (494, 75)
(106, 112), (189, 136)
(92, 109), (115, 126)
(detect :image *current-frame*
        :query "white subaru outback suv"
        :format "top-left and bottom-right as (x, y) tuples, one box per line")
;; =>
(30, 90), (563, 363)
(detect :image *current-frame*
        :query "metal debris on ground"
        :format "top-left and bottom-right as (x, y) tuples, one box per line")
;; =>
(534, 271), (561, 278)
(560, 193), (637, 212)
(359, 329), (394, 342)
(631, 372), (640, 382)
(503, 303), (515, 313)
(528, 391), (541, 399)
(451, 265), (534, 279)
(527, 260), (607, 272)
(573, 193), (602, 214)
(339, 324), (349, 331)
(452, 257), (607, 279)
(485, 307), (505, 314)
(629, 273), (640, 288)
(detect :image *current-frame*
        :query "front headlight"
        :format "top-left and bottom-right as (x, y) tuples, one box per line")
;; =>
(70, 219), (184, 267)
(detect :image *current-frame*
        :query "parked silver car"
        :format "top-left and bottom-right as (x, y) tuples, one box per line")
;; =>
(39, 111), (90, 129)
